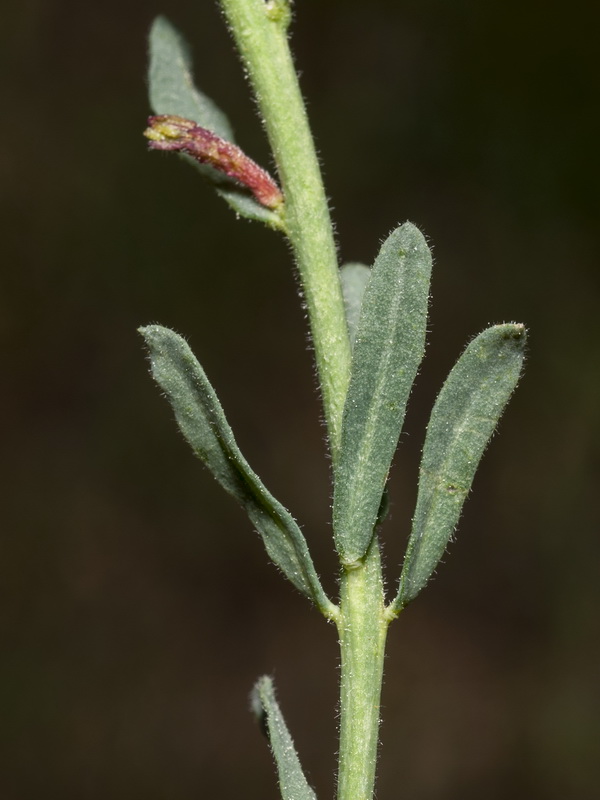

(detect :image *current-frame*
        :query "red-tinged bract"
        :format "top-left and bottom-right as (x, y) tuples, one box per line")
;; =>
(144, 114), (284, 211)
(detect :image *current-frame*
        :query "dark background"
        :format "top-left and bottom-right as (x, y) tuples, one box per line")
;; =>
(2, 0), (599, 798)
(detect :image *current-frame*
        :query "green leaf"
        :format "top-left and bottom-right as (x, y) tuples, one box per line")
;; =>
(215, 184), (284, 227)
(140, 325), (336, 617)
(391, 323), (526, 612)
(333, 223), (432, 565)
(340, 262), (393, 525)
(340, 262), (370, 349)
(147, 16), (283, 228)
(149, 16), (233, 139)
(251, 676), (318, 800)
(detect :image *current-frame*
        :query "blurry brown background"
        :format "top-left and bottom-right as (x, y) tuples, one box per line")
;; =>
(2, 0), (599, 798)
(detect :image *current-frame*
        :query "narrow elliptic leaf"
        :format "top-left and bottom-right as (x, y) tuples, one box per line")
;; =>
(251, 676), (318, 800)
(333, 223), (432, 565)
(391, 323), (526, 612)
(340, 263), (392, 525)
(147, 16), (284, 228)
(148, 16), (233, 139)
(340, 262), (370, 349)
(140, 325), (335, 616)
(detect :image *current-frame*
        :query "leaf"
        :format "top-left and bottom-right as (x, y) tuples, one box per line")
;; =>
(140, 325), (335, 616)
(148, 16), (233, 139)
(340, 262), (370, 349)
(216, 183), (284, 227)
(333, 223), (432, 565)
(340, 262), (392, 525)
(391, 323), (526, 612)
(147, 16), (283, 227)
(251, 676), (318, 800)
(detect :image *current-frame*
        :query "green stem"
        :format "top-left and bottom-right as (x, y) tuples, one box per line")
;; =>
(218, 0), (352, 460)
(337, 539), (389, 800)
(220, 5), (388, 800)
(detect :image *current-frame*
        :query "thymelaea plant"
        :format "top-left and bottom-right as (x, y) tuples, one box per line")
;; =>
(140, 3), (526, 799)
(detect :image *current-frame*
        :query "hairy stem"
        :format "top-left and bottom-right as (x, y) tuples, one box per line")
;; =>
(218, 0), (352, 460)
(337, 540), (389, 800)
(219, 5), (388, 800)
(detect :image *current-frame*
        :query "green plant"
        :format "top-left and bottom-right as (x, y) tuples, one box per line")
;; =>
(140, 3), (526, 799)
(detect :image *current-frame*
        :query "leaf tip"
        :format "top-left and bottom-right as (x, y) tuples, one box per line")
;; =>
(138, 323), (164, 347)
(250, 675), (272, 739)
(490, 322), (528, 359)
(398, 219), (428, 248)
(150, 14), (170, 30)
(505, 322), (527, 343)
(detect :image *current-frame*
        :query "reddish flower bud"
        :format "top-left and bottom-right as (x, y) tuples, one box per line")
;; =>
(144, 115), (284, 211)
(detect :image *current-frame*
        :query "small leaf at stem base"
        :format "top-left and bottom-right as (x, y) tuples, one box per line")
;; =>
(251, 676), (317, 800)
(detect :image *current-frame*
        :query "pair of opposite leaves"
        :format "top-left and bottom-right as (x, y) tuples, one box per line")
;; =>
(142, 16), (526, 617)
(140, 223), (525, 617)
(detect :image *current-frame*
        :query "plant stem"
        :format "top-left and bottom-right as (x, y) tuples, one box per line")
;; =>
(218, 0), (352, 461)
(219, 5), (388, 800)
(337, 540), (389, 800)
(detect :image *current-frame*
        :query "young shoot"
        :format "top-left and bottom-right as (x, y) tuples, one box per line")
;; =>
(140, 4), (526, 799)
